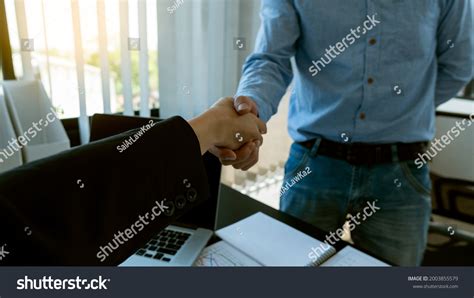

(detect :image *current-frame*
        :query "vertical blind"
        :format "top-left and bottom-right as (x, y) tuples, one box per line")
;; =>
(8, 0), (261, 144)
(10, 0), (154, 144)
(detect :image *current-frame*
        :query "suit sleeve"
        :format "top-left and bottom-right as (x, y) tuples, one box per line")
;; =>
(0, 116), (210, 265)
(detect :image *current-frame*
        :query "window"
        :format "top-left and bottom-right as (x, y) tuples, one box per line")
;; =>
(4, 0), (159, 119)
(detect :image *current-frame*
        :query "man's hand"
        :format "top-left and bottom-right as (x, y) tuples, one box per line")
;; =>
(209, 96), (262, 171)
(188, 97), (266, 155)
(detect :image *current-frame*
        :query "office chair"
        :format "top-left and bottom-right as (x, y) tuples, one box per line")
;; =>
(423, 173), (474, 265)
(1, 80), (70, 162)
(0, 93), (23, 173)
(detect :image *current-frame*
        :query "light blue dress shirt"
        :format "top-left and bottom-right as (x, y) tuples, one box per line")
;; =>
(236, 0), (473, 143)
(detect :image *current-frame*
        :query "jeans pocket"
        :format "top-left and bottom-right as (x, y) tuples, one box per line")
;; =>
(400, 161), (432, 196)
(284, 143), (311, 179)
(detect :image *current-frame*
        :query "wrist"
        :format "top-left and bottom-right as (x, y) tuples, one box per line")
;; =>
(188, 111), (217, 155)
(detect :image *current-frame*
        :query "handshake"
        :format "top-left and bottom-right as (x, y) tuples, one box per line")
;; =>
(188, 96), (265, 171)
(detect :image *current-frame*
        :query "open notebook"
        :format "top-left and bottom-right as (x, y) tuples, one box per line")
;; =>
(194, 212), (389, 267)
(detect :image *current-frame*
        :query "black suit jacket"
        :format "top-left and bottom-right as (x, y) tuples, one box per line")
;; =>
(0, 116), (209, 265)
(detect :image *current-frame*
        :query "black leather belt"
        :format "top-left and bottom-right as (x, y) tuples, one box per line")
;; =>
(299, 139), (428, 165)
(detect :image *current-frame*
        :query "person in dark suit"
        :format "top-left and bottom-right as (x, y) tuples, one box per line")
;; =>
(0, 97), (266, 266)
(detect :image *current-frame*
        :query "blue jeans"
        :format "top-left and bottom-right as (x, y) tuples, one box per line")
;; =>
(280, 140), (432, 266)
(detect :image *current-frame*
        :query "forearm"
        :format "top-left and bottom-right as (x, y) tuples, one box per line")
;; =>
(435, 0), (473, 106)
(236, 56), (293, 122)
(0, 117), (210, 265)
(188, 114), (215, 155)
(236, 0), (299, 122)
(435, 79), (472, 106)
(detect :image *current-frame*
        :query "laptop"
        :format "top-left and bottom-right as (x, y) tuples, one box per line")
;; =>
(89, 114), (222, 266)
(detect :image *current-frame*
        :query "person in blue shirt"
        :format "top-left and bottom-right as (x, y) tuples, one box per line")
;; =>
(211, 0), (473, 266)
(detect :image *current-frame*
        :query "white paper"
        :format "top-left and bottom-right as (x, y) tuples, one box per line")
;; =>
(215, 212), (334, 266)
(321, 246), (390, 267)
(193, 241), (261, 267)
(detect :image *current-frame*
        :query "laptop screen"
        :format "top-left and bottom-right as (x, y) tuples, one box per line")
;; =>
(89, 113), (221, 231)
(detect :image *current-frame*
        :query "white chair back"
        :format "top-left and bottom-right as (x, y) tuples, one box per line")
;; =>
(1, 80), (70, 163)
(0, 93), (24, 173)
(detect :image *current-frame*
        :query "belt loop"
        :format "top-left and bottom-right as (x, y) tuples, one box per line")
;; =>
(391, 144), (399, 163)
(310, 138), (322, 157)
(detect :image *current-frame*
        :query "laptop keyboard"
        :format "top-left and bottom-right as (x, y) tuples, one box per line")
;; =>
(135, 229), (191, 262)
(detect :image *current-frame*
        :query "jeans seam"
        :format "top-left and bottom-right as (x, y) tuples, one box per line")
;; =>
(347, 165), (358, 207)
(285, 151), (310, 180)
(400, 162), (431, 196)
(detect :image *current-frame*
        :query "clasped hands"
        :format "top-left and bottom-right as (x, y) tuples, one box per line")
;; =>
(189, 96), (263, 170)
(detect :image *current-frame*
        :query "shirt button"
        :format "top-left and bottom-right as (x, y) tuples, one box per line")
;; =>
(359, 112), (366, 120)
(369, 38), (377, 45)
(367, 77), (374, 84)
